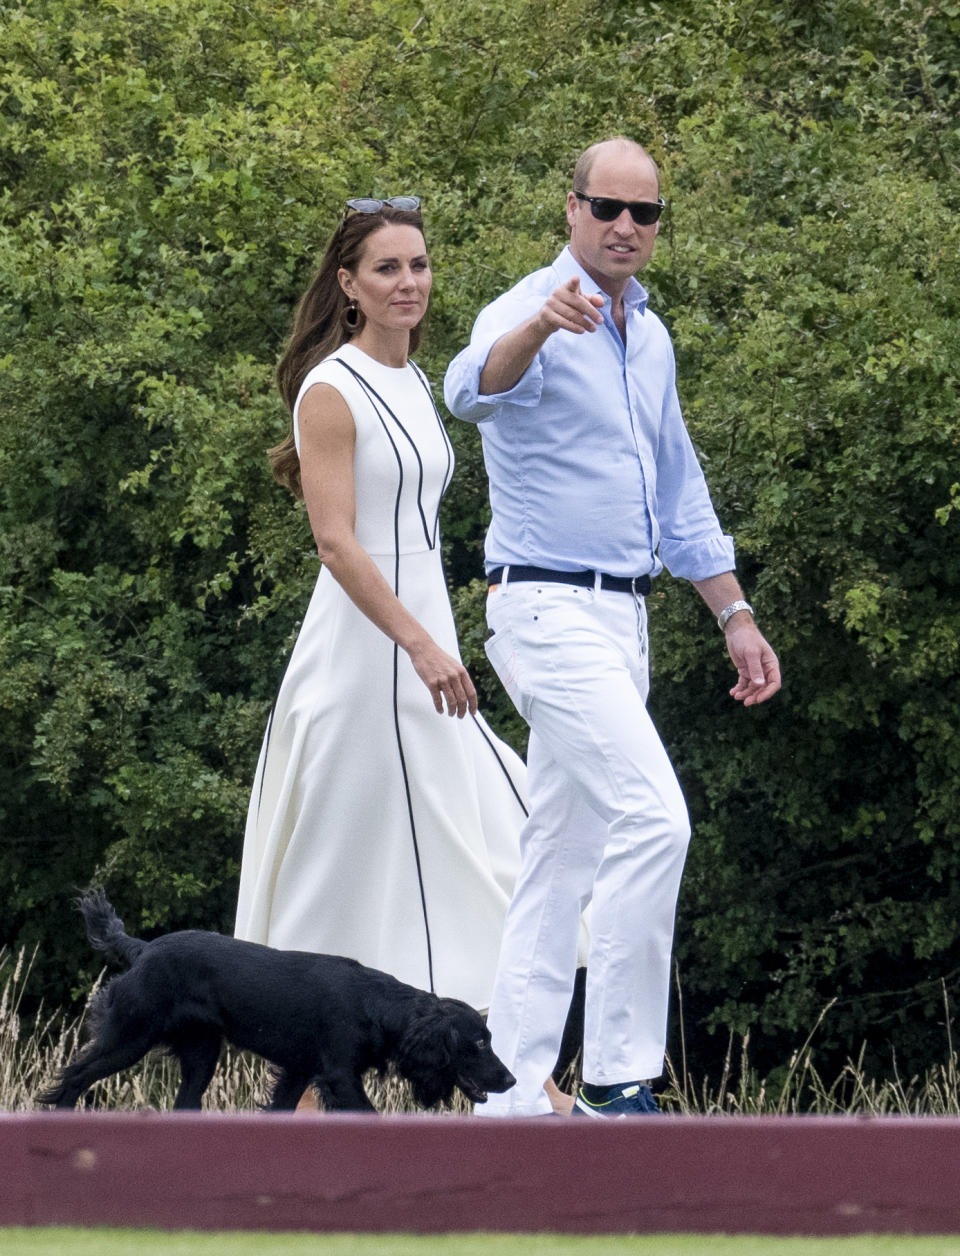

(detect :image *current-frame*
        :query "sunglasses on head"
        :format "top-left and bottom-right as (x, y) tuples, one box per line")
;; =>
(344, 196), (422, 215)
(574, 191), (665, 226)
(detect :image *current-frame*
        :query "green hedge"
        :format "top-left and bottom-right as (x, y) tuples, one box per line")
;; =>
(1, 0), (958, 1084)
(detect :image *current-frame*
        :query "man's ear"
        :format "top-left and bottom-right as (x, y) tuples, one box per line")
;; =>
(565, 190), (579, 231)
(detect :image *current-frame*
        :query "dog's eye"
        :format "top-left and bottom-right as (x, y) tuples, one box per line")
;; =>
(475, 1038), (487, 1050)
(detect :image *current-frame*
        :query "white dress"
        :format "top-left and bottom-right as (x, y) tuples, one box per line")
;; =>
(235, 343), (527, 1010)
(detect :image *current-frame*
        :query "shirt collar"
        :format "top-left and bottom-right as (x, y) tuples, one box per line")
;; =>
(554, 245), (649, 315)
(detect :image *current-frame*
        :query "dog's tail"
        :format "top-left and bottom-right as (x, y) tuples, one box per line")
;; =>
(77, 889), (146, 968)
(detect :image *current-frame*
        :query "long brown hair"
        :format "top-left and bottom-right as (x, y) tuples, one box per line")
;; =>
(270, 205), (426, 498)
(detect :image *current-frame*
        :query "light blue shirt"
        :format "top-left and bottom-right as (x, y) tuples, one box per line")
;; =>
(443, 247), (735, 582)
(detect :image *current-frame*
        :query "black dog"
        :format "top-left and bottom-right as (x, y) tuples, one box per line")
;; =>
(39, 891), (515, 1112)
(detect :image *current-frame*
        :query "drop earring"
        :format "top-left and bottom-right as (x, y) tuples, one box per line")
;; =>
(343, 299), (360, 329)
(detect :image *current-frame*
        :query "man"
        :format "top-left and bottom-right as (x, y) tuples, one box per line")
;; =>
(443, 137), (781, 1119)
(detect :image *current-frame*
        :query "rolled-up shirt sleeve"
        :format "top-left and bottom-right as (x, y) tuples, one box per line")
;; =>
(659, 531), (736, 582)
(443, 300), (545, 422)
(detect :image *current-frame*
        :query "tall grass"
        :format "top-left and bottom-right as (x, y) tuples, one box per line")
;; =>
(659, 1021), (960, 1117)
(658, 969), (960, 1116)
(2, 946), (957, 1115)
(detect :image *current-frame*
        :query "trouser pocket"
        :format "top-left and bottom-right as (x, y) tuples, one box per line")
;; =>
(484, 624), (532, 722)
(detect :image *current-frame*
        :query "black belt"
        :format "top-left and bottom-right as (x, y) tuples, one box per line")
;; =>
(487, 565), (651, 597)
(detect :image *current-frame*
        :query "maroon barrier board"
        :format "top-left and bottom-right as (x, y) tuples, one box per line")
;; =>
(2, 1113), (959, 1236)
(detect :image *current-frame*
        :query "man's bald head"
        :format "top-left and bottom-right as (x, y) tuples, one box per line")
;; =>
(572, 138), (659, 195)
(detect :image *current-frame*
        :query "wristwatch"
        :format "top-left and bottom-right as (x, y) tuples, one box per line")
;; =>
(717, 600), (753, 631)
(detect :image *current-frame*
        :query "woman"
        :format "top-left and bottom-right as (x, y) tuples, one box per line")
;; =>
(235, 199), (573, 1108)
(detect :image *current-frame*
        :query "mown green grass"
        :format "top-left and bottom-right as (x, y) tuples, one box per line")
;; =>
(4, 1232), (960, 1255)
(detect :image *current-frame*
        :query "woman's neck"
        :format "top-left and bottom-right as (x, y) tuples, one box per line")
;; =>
(348, 327), (411, 369)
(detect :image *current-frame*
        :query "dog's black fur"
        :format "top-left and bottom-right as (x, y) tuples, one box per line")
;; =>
(39, 891), (515, 1112)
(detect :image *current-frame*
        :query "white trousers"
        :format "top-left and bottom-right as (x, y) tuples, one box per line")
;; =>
(477, 577), (690, 1117)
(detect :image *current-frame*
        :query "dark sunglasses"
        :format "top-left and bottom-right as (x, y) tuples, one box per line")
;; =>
(574, 191), (665, 225)
(344, 196), (421, 215)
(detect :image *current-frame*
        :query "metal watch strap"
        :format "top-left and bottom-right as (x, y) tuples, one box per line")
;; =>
(717, 600), (753, 631)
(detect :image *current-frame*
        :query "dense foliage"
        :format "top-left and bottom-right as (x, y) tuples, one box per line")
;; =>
(1, 0), (958, 1081)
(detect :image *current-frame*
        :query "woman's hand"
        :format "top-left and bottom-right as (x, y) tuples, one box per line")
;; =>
(406, 640), (478, 718)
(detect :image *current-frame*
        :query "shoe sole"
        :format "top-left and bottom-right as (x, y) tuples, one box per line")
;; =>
(573, 1097), (623, 1119)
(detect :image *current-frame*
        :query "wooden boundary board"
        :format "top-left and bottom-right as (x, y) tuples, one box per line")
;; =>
(2, 1113), (959, 1235)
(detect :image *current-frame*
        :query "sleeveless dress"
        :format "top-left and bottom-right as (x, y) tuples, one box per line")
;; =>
(234, 343), (527, 1010)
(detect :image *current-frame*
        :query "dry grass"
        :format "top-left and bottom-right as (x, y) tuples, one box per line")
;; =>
(658, 981), (960, 1117)
(659, 1026), (960, 1117)
(2, 946), (956, 1116)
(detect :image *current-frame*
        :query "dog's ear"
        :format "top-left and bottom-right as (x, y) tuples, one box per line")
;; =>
(396, 1005), (459, 1109)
